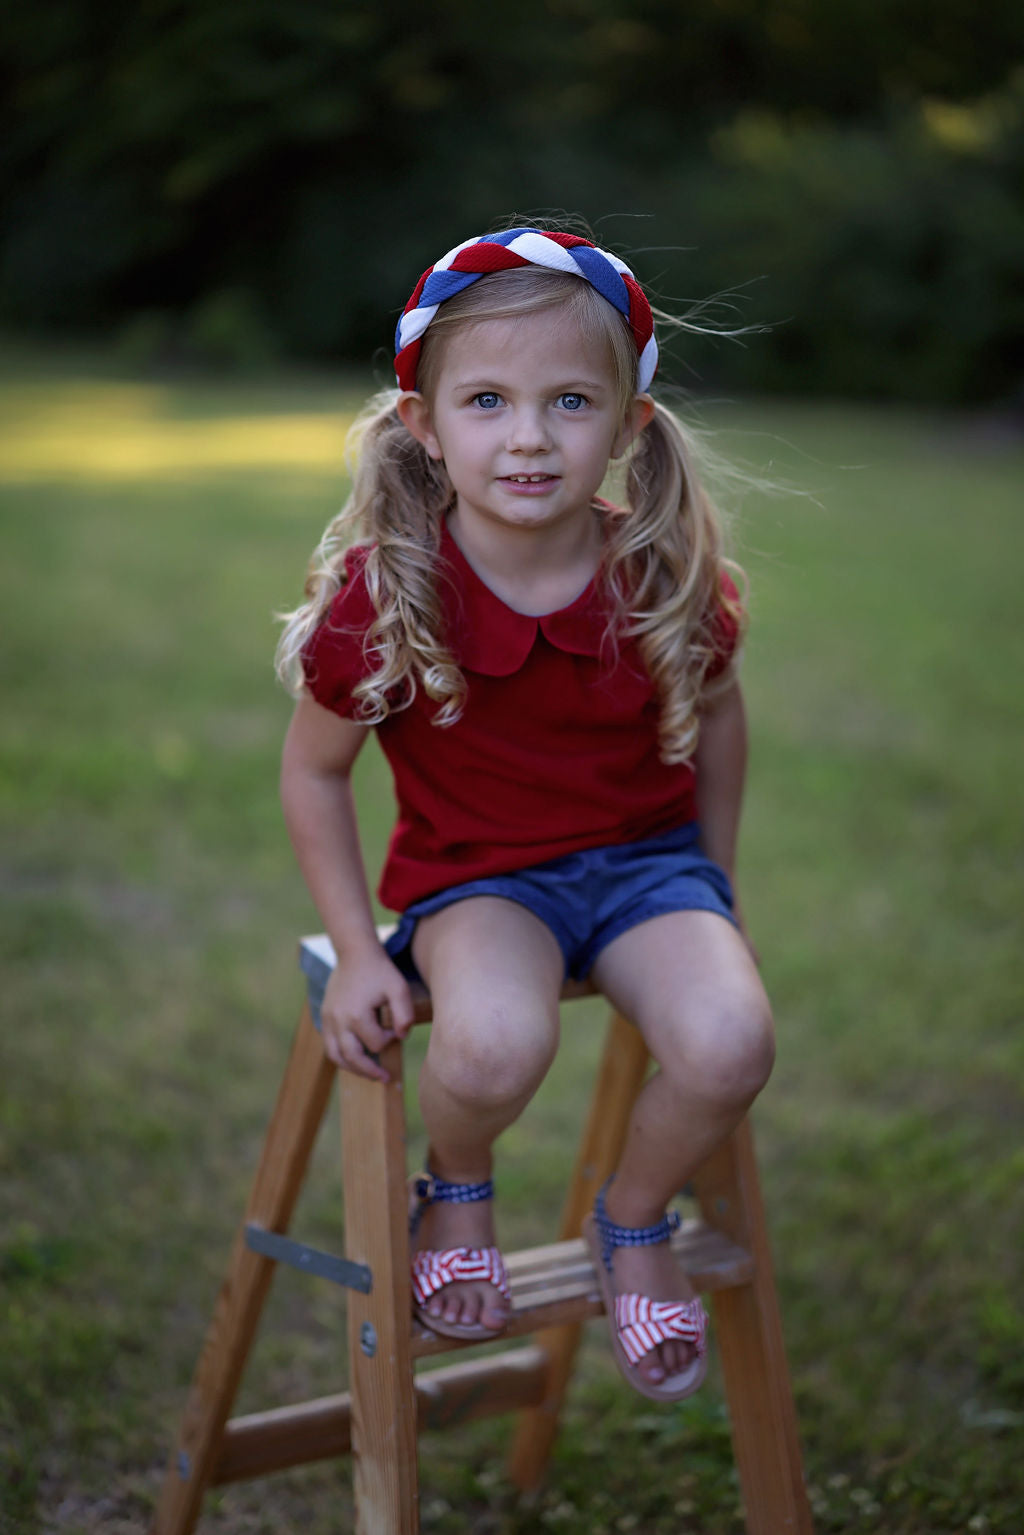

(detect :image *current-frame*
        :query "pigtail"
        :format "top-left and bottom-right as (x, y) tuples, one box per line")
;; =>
(604, 401), (747, 764)
(274, 392), (465, 723)
(351, 406), (465, 724)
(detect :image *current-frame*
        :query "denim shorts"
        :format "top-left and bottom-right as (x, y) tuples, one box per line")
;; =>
(384, 821), (736, 983)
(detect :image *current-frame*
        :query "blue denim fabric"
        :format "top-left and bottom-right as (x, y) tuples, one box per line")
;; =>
(384, 821), (735, 983)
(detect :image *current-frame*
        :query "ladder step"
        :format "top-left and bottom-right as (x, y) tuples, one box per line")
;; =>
(412, 1219), (752, 1358)
(212, 1346), (549, 1485)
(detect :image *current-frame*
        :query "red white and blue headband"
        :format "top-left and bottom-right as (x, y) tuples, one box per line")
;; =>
(394, 228), (658, 394)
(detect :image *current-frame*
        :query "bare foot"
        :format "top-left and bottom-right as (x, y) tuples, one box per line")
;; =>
(412, 1194), (509, 1333)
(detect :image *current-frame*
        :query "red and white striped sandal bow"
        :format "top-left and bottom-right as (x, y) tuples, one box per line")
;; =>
(613, 1292), (708, 1368)
(411, 1246), (511, 1308)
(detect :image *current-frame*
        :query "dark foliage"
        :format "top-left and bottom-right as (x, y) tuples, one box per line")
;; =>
(2, 0), (1023, 400)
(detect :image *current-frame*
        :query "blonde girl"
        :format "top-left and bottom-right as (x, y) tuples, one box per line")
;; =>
(277, 228), (775, 1401)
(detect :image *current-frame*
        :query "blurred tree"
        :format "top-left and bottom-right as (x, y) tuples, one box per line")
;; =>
(660, 84), (1024, 401)
(1, 0), (1022, 397)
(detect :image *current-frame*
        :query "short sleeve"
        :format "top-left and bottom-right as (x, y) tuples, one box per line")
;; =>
(705, 569), (745, 683)
(301, 545), (376, 717)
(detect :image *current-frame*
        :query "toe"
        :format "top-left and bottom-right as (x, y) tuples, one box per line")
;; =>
(665, 1338), (698, 1378)
(480, 1294), (508, 1331)
(443, 1285), (472, 1325)
(637, 1348), (666, 1385)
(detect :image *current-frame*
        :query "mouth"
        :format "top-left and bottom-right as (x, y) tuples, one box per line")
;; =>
(500, 473), (558, 484)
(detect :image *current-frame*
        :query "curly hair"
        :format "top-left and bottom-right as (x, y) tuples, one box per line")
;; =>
(275, 265), (745, 763)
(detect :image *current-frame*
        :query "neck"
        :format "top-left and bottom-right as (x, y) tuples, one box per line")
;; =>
(447, 506), (604, 616)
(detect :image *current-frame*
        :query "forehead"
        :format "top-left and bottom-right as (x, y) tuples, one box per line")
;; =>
(432, 308), (618, 384)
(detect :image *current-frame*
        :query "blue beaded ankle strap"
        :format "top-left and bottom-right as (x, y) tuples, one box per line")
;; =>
(413, 1171), (494, 1205)
(410, 1171), (494, 1236)
(592, 1180), (681, 1273)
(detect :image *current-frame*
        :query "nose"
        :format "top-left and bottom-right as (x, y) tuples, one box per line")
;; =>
(505, 404), (551, 454)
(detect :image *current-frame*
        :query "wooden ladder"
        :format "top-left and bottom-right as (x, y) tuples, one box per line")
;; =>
(153, 934), (813, 1535)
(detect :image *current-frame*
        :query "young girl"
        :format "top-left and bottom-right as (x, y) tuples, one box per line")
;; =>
(277, 227), (775, 1402)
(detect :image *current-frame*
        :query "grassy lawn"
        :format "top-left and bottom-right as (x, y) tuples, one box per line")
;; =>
(1, 343), (1021, 1534)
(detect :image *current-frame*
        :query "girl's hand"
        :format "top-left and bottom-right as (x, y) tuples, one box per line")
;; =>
(319, 944), (416, 1082)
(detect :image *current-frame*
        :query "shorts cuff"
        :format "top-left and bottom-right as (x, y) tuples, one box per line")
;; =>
(383, 891), (575, 985)
(574, 897), (738, 981)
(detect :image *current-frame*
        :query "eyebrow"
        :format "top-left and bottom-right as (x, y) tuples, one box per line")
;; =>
(452, 378), (610, 392)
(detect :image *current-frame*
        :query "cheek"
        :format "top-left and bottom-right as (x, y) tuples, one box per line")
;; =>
(447, 426), (493, 465)
(584, 425), (622, 468)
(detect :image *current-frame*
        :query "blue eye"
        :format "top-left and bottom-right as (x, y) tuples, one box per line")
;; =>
(474, 392), (501, 409)
(559, 393), (586, 411)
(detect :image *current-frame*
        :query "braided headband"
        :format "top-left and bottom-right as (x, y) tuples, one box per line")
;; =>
(394, 228), (658, 393)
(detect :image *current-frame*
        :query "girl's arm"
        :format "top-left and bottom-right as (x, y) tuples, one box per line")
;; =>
(693, 677), (755, 953)
(280, 695), (414, 1080)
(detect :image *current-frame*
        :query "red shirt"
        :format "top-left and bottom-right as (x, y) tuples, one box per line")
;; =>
(303, 521), (740, 911)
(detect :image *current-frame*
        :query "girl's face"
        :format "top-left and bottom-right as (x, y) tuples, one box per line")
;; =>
(398, 308), (652, 546)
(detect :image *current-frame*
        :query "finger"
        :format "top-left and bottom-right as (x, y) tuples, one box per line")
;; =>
(385, 981), (416, 1037)
(356, 1008), (398, 1054)
(320, 1008), (386, 1078)
(320, 1027), (346, 1070)
(324, 1004), (393, 1056)
(339, 1031), (391, 1082)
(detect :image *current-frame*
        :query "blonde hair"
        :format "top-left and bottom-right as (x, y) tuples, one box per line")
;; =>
(276, 266), (746, 763)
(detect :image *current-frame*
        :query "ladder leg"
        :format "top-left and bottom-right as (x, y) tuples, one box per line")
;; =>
(508, 1010), (650, 1491)
(340, 1040), (419, 1535)
(152, 1002), (336, 1535)
(691, 1119), (814, 1535)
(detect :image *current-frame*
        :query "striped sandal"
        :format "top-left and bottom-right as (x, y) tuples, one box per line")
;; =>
(583, 1181), (708, 1402)
(409, 1171), (511, 1342)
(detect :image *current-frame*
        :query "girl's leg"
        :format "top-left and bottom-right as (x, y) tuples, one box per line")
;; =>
(411, 896), (564, 1330)
(590, 910), (775, 1386)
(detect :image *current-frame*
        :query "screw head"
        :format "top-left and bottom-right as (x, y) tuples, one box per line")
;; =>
(360, 1321), (378, 1357)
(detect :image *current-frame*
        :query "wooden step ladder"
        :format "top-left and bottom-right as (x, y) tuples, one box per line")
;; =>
(153, 934), (813, 1535)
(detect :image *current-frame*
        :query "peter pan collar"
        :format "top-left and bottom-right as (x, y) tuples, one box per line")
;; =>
(439, 519), (610, 677)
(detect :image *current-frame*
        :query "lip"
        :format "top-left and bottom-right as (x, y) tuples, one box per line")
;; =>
(498, 473), (560, 494)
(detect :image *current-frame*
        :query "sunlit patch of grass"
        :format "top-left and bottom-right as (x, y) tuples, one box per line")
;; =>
(0, 378), (358, 484)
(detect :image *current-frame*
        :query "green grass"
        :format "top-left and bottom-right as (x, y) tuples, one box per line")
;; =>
(1, 345), (1021, 1534)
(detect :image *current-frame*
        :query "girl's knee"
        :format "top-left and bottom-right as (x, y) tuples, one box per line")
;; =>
(662, 996), (775, 1109)
(426, 1004), (558, 1110)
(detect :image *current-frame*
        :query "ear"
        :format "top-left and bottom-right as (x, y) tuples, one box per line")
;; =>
(611, 393), (656, 459)
(396, 391), (444, 461)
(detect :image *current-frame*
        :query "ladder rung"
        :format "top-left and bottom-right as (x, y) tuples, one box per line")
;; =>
(212, 1346), (549, 1485)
